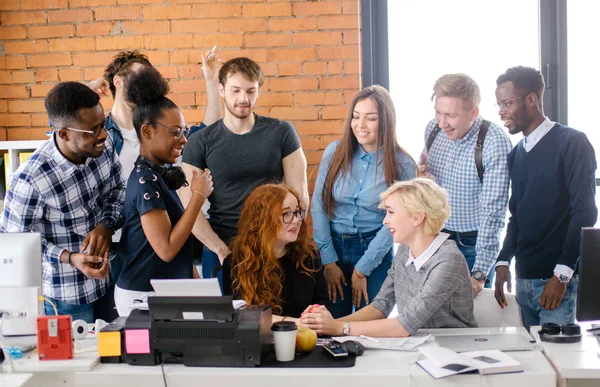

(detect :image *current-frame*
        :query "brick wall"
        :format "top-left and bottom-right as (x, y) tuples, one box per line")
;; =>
(0, 0), (362, 196)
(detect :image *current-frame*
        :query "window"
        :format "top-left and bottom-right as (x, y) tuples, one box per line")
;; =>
(567, 0), (600, 224)
(387, 0), (540, 160)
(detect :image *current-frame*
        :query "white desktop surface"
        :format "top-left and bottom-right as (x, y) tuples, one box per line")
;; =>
(8, 337), (99, 387)
(531, 324), (600, 382)
(0, 373), (33, 387)
(9, 339), (99, 373)
(75, 327), (555, 387)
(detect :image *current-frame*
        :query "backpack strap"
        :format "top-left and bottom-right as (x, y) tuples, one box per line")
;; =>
(475, 120), (490, 183)
(426, 120), (490, 183)
(425, 125), (442, 152)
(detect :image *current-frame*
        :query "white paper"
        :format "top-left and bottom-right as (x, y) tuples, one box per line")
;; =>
(417, 358), (475, 379)
(150, 278), (222, 297)
(128, 299), (246, 312)
(233, 300), (247, 309)
(332, 334), (430, 351)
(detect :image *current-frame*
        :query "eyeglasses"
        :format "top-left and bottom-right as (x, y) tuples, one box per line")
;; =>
(282, 209), (306, 224)
(154, 121), (190, 141)
(494, 96), (524, 111)
(63, 119), (107, 139)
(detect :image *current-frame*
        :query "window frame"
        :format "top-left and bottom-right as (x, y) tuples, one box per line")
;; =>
(362, 0), (568, 124)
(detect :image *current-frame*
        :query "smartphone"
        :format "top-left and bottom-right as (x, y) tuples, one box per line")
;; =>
(322, 341), (348, 358)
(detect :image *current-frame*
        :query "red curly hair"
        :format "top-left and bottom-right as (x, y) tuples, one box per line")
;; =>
(230, 184), (317, 315)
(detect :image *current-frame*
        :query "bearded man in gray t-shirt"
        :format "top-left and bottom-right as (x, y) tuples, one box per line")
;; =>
(181, 57), (308, 282)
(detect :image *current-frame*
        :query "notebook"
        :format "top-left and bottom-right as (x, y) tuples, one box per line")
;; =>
(418, 347), (523, 379)
(435, 333), (535, 353)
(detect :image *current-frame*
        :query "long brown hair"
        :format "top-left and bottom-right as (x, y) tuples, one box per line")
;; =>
(322, 85), (414, 215)
(230, 184), (316, 315)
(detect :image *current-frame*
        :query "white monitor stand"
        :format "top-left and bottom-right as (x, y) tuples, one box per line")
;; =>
(0, 286), (43, 336)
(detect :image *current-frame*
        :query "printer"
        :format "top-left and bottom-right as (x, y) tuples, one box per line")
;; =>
(124, 296), (272, 367)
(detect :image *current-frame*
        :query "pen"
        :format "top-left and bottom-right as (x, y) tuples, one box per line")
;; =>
(360, 335), (379, 343)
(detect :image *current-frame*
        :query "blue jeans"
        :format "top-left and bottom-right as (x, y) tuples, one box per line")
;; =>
(202, 246), (223, 292)
(43, 290), (117, 324)
(329, 229), (393, 318)
(515, 276), (578, 330)
(449, 234), (494, 289)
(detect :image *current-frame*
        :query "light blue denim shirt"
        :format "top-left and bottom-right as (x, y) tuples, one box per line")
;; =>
(311, 140), (416, 276)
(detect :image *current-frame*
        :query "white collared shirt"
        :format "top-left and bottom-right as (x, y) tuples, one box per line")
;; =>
(523, 117), (555, 152)
(405, 232), (450, 272)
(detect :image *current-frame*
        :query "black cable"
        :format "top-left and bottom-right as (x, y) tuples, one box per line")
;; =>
(160, 355), (182, 387)
(161, 356), (169, 387)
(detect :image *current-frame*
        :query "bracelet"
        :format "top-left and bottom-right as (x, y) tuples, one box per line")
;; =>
(66, 251), (74, 268)
(354, 269), (365, 279)
(281, 316), (290, 321)
(192, 191), (206, 200)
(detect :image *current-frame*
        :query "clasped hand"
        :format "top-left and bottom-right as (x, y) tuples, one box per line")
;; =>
(299, 304), (340, 335)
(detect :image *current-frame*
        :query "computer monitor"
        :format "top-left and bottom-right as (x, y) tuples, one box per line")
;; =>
(0, 232), (42, 336)
(0, 232), (42, 288)
(577, 228), (600, 321)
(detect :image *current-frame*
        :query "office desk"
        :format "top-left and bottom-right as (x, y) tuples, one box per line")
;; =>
(0, 374), (33, 387)
(7, 338), (99, 387)
(75, 327), (555, 387)
(531, 324), (600, 387)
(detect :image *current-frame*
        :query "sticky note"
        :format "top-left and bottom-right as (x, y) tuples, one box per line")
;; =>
(125, 329), (151, 354)
(98, 331), (121, 357)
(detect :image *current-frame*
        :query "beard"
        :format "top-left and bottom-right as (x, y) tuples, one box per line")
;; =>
(224, 98), (253, 119)
(509, 110), (530, 135)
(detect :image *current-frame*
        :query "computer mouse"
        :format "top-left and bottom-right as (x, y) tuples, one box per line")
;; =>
(340, 340), (365, 356)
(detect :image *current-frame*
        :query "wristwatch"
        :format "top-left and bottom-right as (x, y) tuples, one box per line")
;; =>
(342, 322), (350, 336)
(554, 273), (570, 284)
(101, 217), (118, 232)
(472, 270), (487, 282)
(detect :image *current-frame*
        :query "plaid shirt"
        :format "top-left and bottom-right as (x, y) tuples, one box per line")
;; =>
(424, 116), (512, 275)
(0, 134), (125, 305)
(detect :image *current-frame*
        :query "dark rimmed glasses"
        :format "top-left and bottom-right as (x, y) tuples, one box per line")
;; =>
(63, 118), (107, 139)
(282, 209), (306, 224)
(154, 121), (190, 141)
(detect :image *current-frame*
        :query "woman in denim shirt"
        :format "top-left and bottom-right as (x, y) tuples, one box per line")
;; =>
(311, 85), (416, 318)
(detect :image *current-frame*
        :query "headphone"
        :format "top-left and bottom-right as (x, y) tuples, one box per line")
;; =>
(136, 156), (189, 191)
(538, 322), (581, 344)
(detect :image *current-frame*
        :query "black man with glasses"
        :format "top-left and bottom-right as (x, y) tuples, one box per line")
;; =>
(222, 183), (328, 323)
(494, 66), (597, 330)
(0, 82), (126, 323)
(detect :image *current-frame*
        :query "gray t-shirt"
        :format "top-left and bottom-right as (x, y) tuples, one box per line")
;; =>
(371, 239), (477, 335)
(182, 114), (302, 242)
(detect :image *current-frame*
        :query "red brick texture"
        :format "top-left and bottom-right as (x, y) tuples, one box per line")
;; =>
(0, 0), (362, 209)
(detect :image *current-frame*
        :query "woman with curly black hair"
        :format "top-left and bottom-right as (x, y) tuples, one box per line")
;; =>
(114, 66), (214, 316)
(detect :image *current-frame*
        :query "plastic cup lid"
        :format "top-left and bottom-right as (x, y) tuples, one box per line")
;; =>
(271, 321), (298, 331)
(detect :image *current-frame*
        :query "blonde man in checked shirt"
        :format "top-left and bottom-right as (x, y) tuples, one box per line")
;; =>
(419, 74), (512, 296)
(0, 82), (125, 323)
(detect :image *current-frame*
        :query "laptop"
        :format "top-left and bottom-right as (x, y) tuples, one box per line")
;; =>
(435, 333), (536, 352)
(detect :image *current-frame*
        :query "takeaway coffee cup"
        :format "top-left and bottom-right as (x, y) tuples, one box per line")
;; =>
(271, 321), (298, 362)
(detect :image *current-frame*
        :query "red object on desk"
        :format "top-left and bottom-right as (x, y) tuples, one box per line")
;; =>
(37, 315), (73, 360)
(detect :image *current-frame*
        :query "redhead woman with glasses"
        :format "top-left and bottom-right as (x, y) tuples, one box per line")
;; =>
(222, 183), (329, 323)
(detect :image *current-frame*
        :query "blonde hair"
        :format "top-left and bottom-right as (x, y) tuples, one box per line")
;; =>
(379, 178), (450, 236)
(431, 73), (481, 109)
